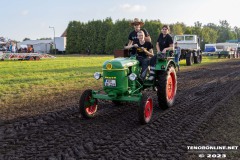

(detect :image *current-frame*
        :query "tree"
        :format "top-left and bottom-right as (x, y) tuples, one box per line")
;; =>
(105, 19), (132, 54)
(192, 21), (202, 37)
(144, 20), (162, 52)
(184, 26), (193, 34)
(23, 38), (30, 41)
(98, 17), (113, 54)
(202, 27), (218, 43)
(233, 26), (239, 40)
(173, 22), (184, 35)
(217, 20), (232, 42)
(66, 21), (81, 53)
(205, 23), (218, 31)
(37, 38), (52, 40)
(65, 18), (240, 54)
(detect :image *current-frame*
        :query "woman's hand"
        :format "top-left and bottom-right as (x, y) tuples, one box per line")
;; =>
(141, 47), (147, 52)
(133, 44), (138, 48)
(162, 48), (167, 53)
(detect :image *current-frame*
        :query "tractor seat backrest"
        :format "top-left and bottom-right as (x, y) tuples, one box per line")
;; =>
(114, 49), (129, 58)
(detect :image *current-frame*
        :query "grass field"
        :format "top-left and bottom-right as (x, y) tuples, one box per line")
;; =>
(0, 55), (111, 110)
(0, 55), (230, 111)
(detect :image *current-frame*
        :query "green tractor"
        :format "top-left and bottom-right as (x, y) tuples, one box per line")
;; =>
(79, 51), (177, 124)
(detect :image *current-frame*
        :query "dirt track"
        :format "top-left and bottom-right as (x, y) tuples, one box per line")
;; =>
(0, 59), (240, 159)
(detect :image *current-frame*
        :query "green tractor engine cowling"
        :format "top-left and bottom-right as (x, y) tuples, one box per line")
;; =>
(102, 57), (140, 98)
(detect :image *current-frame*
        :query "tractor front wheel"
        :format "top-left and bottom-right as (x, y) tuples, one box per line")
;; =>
(79, 89), (98, 119)
(157, 66), (177, 110)
(138, 93), (153, 124)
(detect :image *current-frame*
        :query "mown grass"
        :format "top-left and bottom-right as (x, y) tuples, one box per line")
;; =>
(0, 55), (230, 110)
(0, 55), (112, 109)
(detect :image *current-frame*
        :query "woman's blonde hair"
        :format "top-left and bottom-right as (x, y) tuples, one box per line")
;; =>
(137, 30), (145, 36)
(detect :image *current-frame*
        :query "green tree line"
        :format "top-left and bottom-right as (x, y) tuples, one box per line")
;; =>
(66, 18), (240, 54)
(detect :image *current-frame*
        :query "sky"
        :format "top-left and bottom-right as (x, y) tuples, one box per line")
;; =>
(1, 0), (240, 41)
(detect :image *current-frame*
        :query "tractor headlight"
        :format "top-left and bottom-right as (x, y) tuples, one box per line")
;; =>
(128, 73), (137, 81)
(94, 72), (101, 80)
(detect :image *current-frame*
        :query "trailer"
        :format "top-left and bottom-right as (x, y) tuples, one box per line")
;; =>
(216, 43), (238, 58)
(0, 52), (41, 61)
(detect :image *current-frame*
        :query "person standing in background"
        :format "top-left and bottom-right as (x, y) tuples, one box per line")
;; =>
(9, 42), (12, 52)
(174, 42), (181, 71)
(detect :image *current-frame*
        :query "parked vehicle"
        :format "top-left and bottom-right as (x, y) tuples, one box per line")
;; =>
(174, 35), (202, 66)
(79, 50), (177, 124)
(237, 47), (240, 58)
(203, 44), (218, 56)
(216, 43), (238, 59)
(217, 50), (236, 58)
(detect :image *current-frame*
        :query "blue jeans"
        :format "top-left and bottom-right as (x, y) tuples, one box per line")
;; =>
(174, 56), (180, 66)
(149, 55), (157, 76)
(137, 56), (149, 80)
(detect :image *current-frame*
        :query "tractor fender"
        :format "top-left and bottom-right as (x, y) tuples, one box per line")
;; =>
(167, 60), (176, 69)
(155, 59), (176, 71)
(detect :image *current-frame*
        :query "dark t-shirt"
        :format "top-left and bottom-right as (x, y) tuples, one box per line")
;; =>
(128, 28), (149, 43)
(157, 33), (173, 51)
(134, 41), (153, 58)
(128, 29), (149, 54)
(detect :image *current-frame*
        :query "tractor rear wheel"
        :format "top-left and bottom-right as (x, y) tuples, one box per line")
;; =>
(138, 93), (153, 125)
(157, 66), (177, 110)
(79, 89), (98, 119)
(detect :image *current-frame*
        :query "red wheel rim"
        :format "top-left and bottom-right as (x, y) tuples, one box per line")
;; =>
(167, 72), (176, 100)
(144, 98), (153, 121)
(85, 96), (97, 115)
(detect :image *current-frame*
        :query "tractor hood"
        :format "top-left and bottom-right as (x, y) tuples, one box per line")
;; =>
(103, 57), (139, 70)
